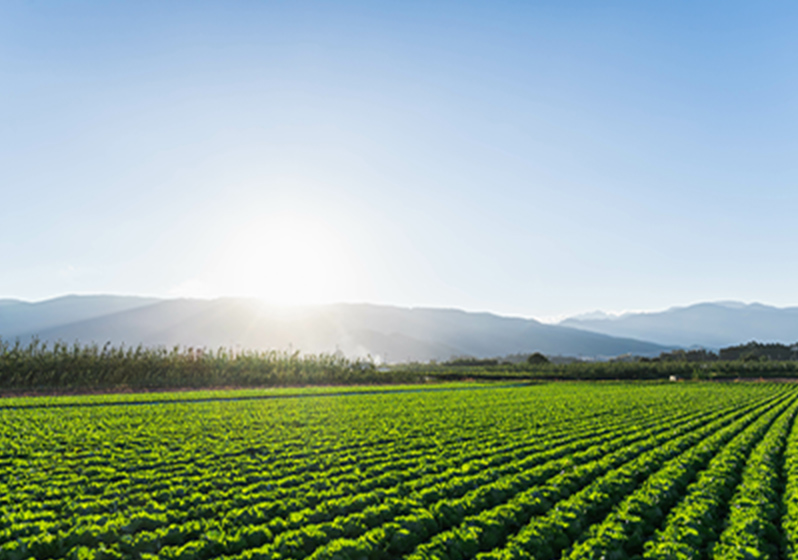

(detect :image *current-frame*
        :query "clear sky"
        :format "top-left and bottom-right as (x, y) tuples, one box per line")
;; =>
(3, 1), (798, 320)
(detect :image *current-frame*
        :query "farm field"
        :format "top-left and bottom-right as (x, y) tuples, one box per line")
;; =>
(3, 383), (798, 560)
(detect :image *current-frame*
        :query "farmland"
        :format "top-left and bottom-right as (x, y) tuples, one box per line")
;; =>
(2, 383), (798, 560)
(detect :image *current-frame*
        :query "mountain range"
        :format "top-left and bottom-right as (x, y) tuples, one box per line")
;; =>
(0, 295), (668, 362)
(559, 301), (798, 349)
(2, 296), (797, 362)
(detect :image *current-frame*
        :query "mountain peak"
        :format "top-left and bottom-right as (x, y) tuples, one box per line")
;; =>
(567, 310), (619, 321)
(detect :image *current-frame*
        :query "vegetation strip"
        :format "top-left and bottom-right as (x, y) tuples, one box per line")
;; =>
(0, 383), (529, 411)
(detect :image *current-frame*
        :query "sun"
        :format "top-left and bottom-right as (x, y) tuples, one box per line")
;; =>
(211, 215), (355, 305)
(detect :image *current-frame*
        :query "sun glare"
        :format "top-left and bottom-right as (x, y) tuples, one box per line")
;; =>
(210, 215), (355, 305)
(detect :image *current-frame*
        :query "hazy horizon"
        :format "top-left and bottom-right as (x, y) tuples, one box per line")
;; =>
(4, 2), (798, 319)
(1, 292), (792, 326)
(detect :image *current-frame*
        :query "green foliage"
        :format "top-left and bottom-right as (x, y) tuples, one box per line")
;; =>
(415, 358), (798, 382)
(0, 338), (419, 392)
(442, 358), (501, 367)
(720, 341), (798, 361)
(1, 383), (796, 560)
(7, 337), (798, 394)
(526, 352), (549, 365)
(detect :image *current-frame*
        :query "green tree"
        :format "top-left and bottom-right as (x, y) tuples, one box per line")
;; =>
(527, 352), (549, 365)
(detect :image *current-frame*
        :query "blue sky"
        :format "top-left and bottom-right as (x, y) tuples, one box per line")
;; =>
(2, 1), (798, 319)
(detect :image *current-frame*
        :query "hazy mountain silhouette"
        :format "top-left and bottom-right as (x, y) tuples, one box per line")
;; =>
(560, 301), (798, 348)
(0, 295), (159, 338)
(0, 295), (669, 362)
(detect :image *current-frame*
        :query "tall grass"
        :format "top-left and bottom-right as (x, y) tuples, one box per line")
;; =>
(0, 338), (419, 393)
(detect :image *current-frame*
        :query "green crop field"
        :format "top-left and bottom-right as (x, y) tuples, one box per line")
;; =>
(3, 382), (798, 560)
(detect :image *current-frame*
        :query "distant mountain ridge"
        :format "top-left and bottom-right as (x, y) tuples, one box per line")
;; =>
(0, 295), (669, 363)
(560, 301), (798, 349)
(0, 295), (161, 337)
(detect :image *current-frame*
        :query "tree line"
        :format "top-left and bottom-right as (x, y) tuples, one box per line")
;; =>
(643, 341), (798, 363)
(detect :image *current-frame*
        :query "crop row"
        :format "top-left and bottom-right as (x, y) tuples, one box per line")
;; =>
(2, 388), (731, 559)
(0, 387), (691, 526)
(427, 391), (795, 560)
(185, 391), (789, 560)
(0, 383), (794, 560)
(562, 392), (797, 560)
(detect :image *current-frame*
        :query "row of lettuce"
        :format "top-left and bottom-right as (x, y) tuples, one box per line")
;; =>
(3, 383), (798, 559)
(6, 338), (798, 392)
